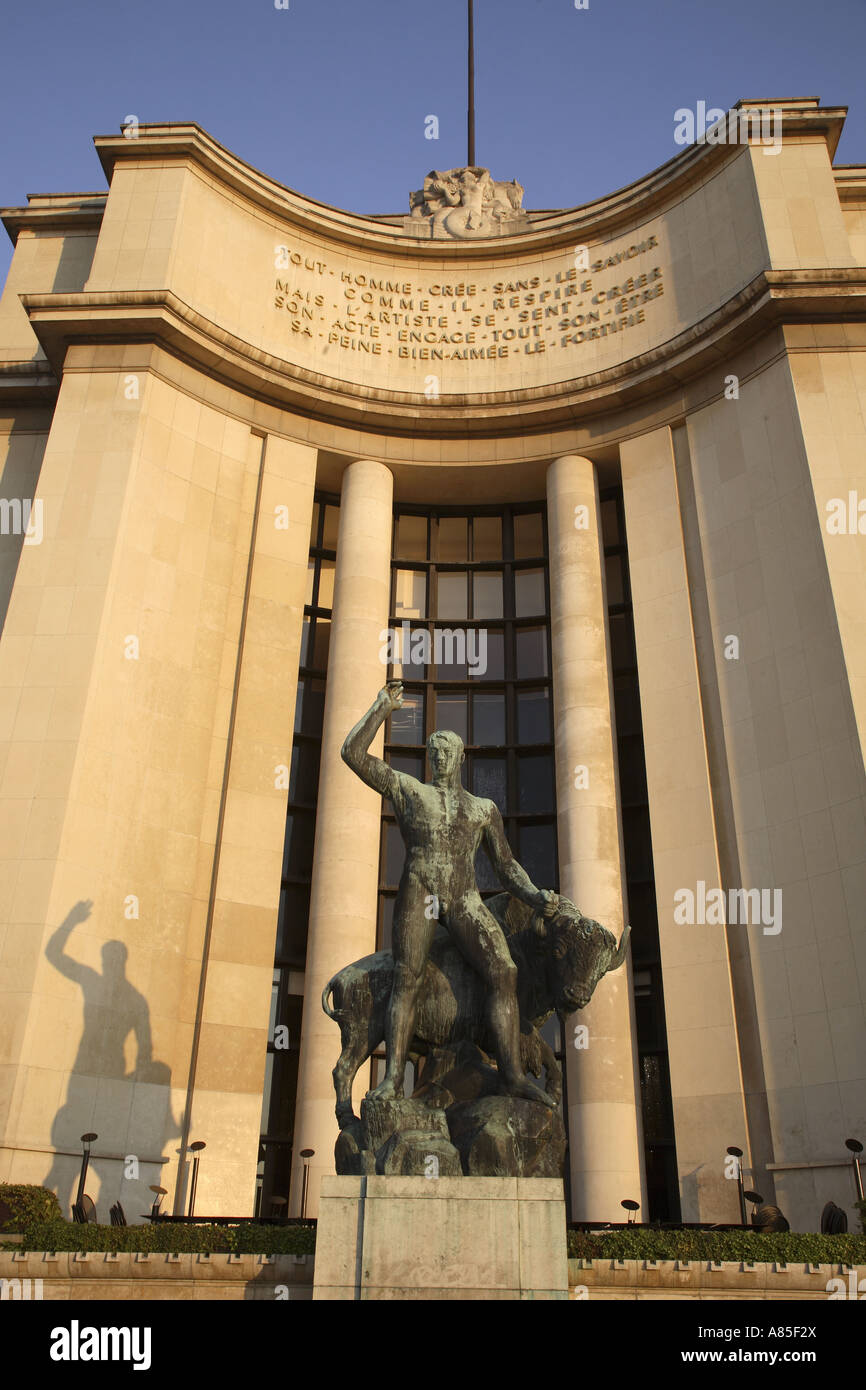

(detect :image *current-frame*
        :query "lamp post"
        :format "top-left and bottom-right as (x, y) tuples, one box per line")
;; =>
(300, 1148), (315, 1220)
(188, 1141), (206, 1217)
(149, 1185), (167, 1220)
(744, 1190), (764, 1224)
(845, 1138), (864, 1202)
(727, 1146), (747, 1224)
(75, 1132), (98, 1215)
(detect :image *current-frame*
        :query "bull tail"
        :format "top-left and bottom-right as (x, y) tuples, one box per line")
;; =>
(321, 975), (342, 1022)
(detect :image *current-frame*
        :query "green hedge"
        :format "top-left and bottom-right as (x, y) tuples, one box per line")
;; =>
(6, 1219), (315, 1256)
(567, 1227), (866, 1264)
(0, 1185), (62, 1232)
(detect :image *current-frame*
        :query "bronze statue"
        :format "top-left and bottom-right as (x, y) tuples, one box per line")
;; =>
(324, 891), (630, 1132)
(341, 681), (560, 1111)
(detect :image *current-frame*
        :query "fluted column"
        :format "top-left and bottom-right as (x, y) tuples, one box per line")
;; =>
(290, 458), (394, 1215)
(547, 454), (646, 1220)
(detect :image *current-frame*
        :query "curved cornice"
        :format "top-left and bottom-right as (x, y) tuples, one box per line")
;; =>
(92, 100), (847, 260)
(21, 269), (866, 437)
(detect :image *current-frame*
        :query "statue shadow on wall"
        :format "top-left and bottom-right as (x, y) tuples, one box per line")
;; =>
(42, 899), (180, 1220)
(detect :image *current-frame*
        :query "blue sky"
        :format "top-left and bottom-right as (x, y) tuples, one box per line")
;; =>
(1, 0), (864, 284)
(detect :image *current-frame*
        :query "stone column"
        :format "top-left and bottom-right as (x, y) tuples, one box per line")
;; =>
(290, 459), (394, 1215)
(547, 454), (646, 1221)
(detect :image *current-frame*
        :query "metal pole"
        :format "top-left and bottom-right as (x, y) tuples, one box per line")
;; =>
(189, 1156), (199, 1217)
(468, 0), (476, 167)
(853, 1154), (864, 1203)
(75, 1149), (90, 1209)
(301, 1161), (310, 1220)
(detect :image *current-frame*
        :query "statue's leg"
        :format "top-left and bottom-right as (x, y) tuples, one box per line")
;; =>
(371, 880), (436, 1101)
(447, 902), (557, 1110)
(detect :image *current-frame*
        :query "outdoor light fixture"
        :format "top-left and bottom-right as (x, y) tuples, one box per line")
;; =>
(845, 1138), (864, 1203)
(75, 1131), (98, 1215)
(744, 1190), (764, 1223)
(188, 1141), (206, 1218)
(300, 1148), (315, 1220)
(726, 1146), (747, 1224)
(621, 1199), (640, 1225)
(149, 1185), (167, 1219)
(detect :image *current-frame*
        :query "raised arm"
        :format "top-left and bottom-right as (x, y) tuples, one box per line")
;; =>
(340, 682), (405, 799)
(483, 805), (559, 916)
(45, 900), (95, 984)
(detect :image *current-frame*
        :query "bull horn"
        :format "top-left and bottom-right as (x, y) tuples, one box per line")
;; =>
(607, 923), (631, 971)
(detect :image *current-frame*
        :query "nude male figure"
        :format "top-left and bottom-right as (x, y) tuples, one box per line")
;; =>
(341, 681), (559, 1109)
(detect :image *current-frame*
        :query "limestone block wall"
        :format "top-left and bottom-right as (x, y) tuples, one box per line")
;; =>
(681, 355), (866, 1231)
(620, 427), (748, 1224)
(568, 1257), (866, 1300)
(0, 1249), (314, 1300)
(0, 345), (313, 1219)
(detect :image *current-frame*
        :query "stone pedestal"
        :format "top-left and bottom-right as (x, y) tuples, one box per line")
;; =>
(313, 1176), (568, 1301)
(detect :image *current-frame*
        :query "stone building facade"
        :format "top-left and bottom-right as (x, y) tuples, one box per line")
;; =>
(0, 98), (864, 1231)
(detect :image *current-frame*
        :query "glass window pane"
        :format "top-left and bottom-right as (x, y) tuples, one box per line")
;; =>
(600, 498), (620, 547)
(436, 572), (468, 620)
(475, 630), (504, 681)
(434, 625), (467, 680)
(389, 689), (425, 744)
(435, 693), (468, 745)
(309, 502), (321, 547)
(276, 883), (310, 961)
(383, 821), (405, 885)
(322, 505), (340, 550)
(438, 516), (468, 562)
(283, 811), (316, 877)
(289, 742), (320, 803)
(396, 514), (427, 560)
(517, 753), (555, 812)
(519, 823), (556, 887)
(514, 512), (543, 559)
(473, 516), (502, 560)
(294, 678), (325, 735)
(473, 571), (503, 619)
(472, 691), (505, 745)
(517, 689), (551, 743)
(515, 568), (545, 617)
(609, 613), (636, 670)
(305, 560), (315, 607)
(317, 559), (335, 610)
(515, 626), (548, 677)
(471, 756), (507, 812)
(379, 895), (396, 951)
(389, 753), (424, 780)
(392, 625), (427, 679)
(394, 569), (427, 619)
(311, 618), (331, 670)
(605, 554), (625, 606)
(299, 617), (311, 667)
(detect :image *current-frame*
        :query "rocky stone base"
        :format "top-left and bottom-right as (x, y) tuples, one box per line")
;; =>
(335, 1042), (565, 1180)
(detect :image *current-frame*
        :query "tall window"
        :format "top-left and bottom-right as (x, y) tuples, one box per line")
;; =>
(256, 494), (339, 1217)
(601, 485), (680, 1223)
(373, 505), (561, 1096)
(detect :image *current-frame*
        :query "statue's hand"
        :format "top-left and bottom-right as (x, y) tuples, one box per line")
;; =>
(538, 890), (560, 919)
(379, 681), (404, 713)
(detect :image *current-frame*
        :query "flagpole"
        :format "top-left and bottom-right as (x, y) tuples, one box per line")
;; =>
(468, 0), (476, 167)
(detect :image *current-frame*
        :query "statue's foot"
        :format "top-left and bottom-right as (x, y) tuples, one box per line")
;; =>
(506, 1077), (559, 1110)
(368, 1078), (399, 1104)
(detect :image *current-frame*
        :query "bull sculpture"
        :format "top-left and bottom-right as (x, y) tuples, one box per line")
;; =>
(323, 891), (630, 1129)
